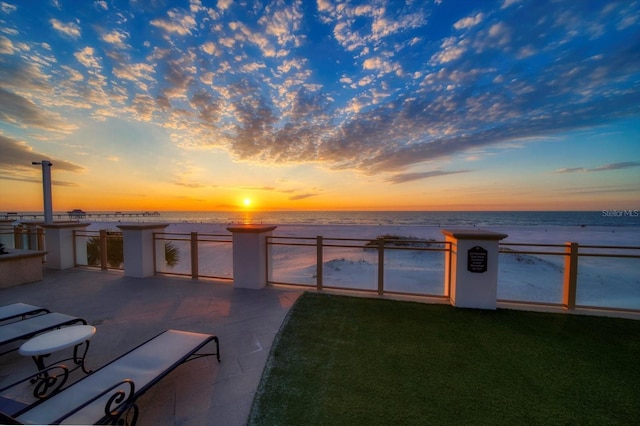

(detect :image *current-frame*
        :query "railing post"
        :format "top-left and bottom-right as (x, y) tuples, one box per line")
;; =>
(444, 241), (452, 298)
(14, 226), (23, 249)
(191, 232), (199, 280)
(377, 237), (384, 295)
(317, 236), (323, 290)
(99, 230), (108, 270)
(563, 242), (578, 310)
(37, 227), (45, 251)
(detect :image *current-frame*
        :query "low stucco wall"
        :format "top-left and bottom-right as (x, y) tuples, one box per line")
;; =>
(0, 249), (47, 288)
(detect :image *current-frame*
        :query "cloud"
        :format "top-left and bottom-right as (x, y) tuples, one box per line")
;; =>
(49, 18), (81, 38)
(0, 88), (77, 133)
(386, 170), (470, 184)
(74, 46), (102, 69)
(101, 29), (129, 49)
(0, 134), (85, 173)
(0, 35), (14, 54)
(217, 0), (233, 12)
(289, 193), (318, 201)
(0, 2), (17, 13)
(1, 0), (639, 180)
(454, 13), (485, 30)
(555, 162), (640, 173)
(150, 9), (197, 36)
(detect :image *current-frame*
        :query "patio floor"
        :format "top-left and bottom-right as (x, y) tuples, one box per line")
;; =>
(0, 268), (301, 425)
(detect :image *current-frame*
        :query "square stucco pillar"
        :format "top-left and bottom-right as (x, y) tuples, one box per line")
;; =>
(227, 225), (277, 289)
(42, 222), (90, 269)
(117, 223), (169, 278)
(442, 229), (508, 310)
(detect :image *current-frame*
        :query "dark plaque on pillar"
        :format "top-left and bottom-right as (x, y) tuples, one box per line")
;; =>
(467, 246), (488, 273)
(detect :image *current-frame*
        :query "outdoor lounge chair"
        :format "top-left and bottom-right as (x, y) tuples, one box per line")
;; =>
(0, 304), (50, 323)
(0, 313), (87, 356)
(0, 329), (220, 425)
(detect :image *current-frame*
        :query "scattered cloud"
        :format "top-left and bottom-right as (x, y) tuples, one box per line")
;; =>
(0, 134), (85, 173)
(0, 88), (78, 133)
(289, 193), (318, 201)
(1, 0), (639, 181)
(555, 162), (640, 173)
(49, 18), (81, 39)
(386, 170), (469, 184)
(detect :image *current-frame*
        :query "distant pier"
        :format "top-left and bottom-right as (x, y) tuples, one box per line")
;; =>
(2, 211), (161, 222)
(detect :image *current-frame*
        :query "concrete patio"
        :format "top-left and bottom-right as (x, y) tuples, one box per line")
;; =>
(0, 268), (302, 425)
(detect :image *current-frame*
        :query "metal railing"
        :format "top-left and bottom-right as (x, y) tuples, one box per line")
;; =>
(73, 230), (124, 270)
(152, 232), (233, 280)
(499, 242), (640, 313)
(267, 235), (451, 299)
(66, 227), (640, 315)
(1, 225), (45, 251)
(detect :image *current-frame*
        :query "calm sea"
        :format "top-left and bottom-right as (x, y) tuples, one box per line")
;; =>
(111, 210), (640, 227)
(8, 210), (640, 227)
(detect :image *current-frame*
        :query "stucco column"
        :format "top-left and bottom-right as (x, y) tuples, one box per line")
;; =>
(117, 223), (169, 278)
(42, 222), (90, 269)
(227, 225), (277, 289)
(442, 229), (508, 310)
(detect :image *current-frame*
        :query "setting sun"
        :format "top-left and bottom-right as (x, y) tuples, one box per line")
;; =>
(244, 198), (251, 207)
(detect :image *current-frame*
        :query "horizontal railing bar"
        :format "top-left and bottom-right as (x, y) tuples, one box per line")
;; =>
(268, 236), (314, 239)
(501, 243), (567, 248)
(501, 249), (640, 258)
(154, 233), (231, 238)
(154, 237), (232, 243)
(372, 246), (448, 252)
(576, 253), (640, 259)
(268, 242), (449, 251)
(579, 244), (640, 250)
(267, 280), (314, 287)
(268, 242), (317, 247)
(383, 290), (449, 299)
(500, 250), (568, 256)
(158, 271), (233, 281)
(497, 299), (565, 308)
(322, 285), (378, 293)
(574, 304), (640, 314)
(269, 235), (449, 244)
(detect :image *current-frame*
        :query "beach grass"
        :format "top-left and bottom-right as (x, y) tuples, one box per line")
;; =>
(249, 292), (640, 425)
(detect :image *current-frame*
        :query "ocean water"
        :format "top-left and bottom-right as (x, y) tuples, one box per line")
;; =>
(7, 210), (640, 227)
(136, 210), (640, 227)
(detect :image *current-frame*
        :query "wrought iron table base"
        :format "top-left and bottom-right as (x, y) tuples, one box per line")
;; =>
(30, 339), (93, 379)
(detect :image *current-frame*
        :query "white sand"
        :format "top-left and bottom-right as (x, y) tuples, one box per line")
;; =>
(87, 222), (640, 310)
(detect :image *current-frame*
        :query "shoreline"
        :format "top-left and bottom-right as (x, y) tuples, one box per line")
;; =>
(84, 221), (640, 246)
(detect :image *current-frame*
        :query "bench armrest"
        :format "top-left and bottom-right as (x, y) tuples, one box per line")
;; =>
(0, 365), (70, 415)
(51, 379), (138, 425)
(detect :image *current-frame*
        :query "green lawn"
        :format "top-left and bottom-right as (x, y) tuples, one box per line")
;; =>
(249, 292), (640, 425)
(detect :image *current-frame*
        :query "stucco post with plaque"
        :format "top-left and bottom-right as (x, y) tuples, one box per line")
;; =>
(442, 229), (508, 310)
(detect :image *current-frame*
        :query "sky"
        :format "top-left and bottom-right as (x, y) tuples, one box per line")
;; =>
(0, 0), (639, 212)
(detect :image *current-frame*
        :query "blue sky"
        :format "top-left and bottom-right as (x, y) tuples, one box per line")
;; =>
(0, 0), (639, 211)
